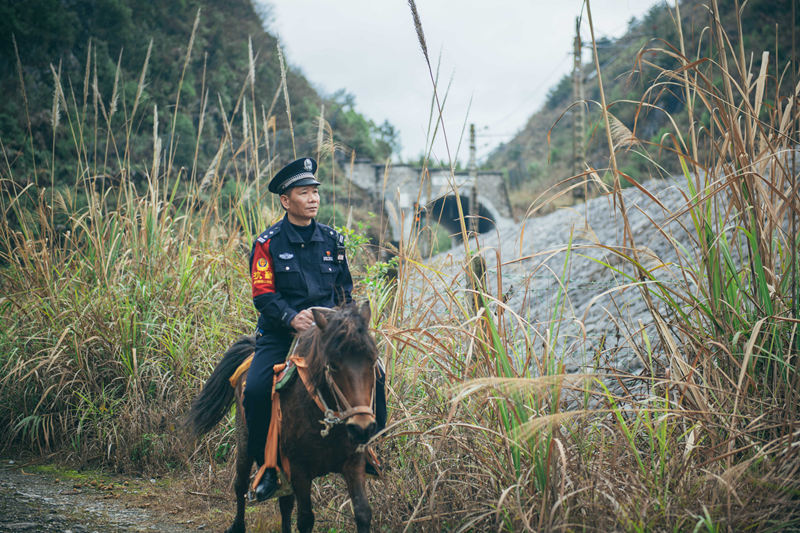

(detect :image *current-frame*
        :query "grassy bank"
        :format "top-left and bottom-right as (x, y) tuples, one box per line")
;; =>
(2, 1), (799, 531)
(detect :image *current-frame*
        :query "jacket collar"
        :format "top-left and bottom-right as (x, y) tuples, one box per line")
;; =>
(282, 215), (324, 243)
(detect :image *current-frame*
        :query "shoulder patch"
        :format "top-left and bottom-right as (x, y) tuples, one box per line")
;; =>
(318, 222), (343, 243)
(256, 222), (282, 243)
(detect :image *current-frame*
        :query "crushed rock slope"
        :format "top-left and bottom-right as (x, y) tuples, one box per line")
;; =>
(418, 178), (694, 374)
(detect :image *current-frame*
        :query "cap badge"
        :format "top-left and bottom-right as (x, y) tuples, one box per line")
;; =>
(304, 158), (313, 171)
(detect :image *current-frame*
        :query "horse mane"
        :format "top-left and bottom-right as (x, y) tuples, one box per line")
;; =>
(294, 303), (376, 388)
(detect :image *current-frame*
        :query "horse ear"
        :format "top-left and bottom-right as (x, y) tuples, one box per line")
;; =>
(359, 300), (371, 324)
(312, 307), (332, 330)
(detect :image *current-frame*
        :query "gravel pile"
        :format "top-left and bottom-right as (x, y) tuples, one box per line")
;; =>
(421, 177), (696, 375)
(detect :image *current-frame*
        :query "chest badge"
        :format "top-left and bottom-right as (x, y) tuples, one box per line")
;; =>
(323, 250), (333, 262)
(278, 252), (294, 260)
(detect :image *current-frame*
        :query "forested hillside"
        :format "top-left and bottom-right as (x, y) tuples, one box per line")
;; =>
(0, 0), (396, 189)
(488, 0), (797, 211)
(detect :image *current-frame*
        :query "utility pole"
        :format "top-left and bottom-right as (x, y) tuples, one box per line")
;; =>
(466, 124), (485, 314)
(572, 16), (586, 198)
(468, 123), (478, 237)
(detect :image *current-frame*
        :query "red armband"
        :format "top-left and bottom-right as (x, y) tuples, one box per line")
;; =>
(251, 240), (275, 296)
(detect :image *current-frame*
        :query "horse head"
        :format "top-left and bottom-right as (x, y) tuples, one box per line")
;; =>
(308, 301), (378, 444)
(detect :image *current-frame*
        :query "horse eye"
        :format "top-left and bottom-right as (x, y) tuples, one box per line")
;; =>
(328, 363), (339, 373)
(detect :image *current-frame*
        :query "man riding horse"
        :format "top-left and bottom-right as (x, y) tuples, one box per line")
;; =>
(246, 157), (387, 500)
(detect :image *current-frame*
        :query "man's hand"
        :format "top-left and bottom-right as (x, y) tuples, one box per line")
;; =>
(291, 309), (315, 332)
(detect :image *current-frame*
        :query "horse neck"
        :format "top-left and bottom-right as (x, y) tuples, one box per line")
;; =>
(297, 331), (327, 389)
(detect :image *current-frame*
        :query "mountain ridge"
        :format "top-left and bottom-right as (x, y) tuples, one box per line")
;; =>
(485, 0), (795, 216)
(0, 0), (397, 188)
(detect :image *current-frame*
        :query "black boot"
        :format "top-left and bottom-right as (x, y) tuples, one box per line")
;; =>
(365, 460), (380, 477)
(255, 468), (279, 501)
(364, 447), (386, 478)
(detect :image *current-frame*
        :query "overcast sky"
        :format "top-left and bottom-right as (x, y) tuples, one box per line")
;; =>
(260, 0), (665, 165)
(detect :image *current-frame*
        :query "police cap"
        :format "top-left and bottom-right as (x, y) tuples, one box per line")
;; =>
(268, 157), (321, 194)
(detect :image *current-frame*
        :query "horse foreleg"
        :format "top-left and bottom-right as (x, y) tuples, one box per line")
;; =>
(343, 456), (372, 533)
(226, 446), (252, 533)
(278, 494), (295, 533)
(290, 472), (315, 533)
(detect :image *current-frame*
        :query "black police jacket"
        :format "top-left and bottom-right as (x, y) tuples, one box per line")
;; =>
(250, 215), (353, 333)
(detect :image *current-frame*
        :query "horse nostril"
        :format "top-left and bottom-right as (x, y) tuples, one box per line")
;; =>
(367, 421), (377, 436)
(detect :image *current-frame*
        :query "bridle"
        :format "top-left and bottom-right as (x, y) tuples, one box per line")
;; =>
(319, 362), (376, 437)
(289, 355), (376, 438)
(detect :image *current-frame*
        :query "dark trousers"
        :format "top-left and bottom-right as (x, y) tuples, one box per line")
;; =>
(243, 330), (293, 465)
(375, 366), (387, 432)
(243, 330), (389, 465)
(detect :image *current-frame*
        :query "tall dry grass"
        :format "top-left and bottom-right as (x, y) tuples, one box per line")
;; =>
(0, 12), (319, 470)
(323, 1), (798, 531)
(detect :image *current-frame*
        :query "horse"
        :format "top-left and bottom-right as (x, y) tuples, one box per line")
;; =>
(186, 301), (379, 533)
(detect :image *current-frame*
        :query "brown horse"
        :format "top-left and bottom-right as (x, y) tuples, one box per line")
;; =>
(187, 302), (378, 533)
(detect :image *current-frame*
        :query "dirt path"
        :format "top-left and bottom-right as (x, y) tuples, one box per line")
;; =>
(0, 460), (206, 533)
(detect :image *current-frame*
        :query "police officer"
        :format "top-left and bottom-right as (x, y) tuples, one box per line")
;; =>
(245, 157), (386, 501)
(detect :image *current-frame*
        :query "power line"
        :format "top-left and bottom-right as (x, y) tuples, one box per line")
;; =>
(484, 52), (572, 128)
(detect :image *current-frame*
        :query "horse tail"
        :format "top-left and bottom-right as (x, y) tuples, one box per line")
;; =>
(186, 335), (256, 437)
